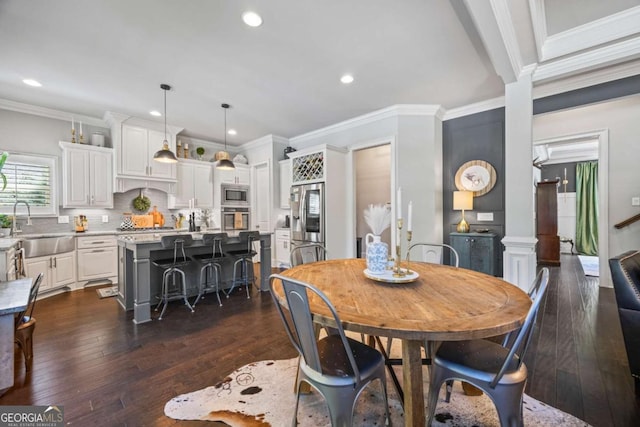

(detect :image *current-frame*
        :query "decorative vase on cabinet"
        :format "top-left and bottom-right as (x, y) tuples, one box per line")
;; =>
(365, 233), (388, 274)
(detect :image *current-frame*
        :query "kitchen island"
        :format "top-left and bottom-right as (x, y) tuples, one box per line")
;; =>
(117, 232), (271, 324)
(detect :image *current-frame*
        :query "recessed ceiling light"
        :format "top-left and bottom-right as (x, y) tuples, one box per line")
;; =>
(340, 74), (354, 84)
(150, 110), (161, 117)
(242, 11), (263, 27)
(23, 79), (42, 87)
(228, 129), (237, 136)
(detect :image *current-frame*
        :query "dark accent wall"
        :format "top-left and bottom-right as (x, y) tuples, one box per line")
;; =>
(540, 161), (579, 193)
(533, 74), (640, 115)
(443, 108), (505, 276)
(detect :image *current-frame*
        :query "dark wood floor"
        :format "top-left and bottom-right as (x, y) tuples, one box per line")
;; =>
(1, 256), (639, 426)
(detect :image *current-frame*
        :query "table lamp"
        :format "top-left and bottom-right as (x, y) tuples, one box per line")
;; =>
(453, 191), (473, 233)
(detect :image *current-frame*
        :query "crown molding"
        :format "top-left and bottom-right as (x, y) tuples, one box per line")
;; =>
(528, 0), (547, 61)
(0, 98), (106, 127)
(533, 36), (640, 83)
(290, 104), (442, 145)
(533, 60), (640, 99)
(541, 6), (640, 62)
(240, 134), (287, 151)
(442, 97), (505, 120)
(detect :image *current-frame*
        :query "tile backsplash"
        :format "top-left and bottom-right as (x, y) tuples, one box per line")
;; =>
(13, 188), (216, 234)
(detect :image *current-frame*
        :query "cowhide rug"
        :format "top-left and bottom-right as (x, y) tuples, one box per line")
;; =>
(165, 358), (590, 426)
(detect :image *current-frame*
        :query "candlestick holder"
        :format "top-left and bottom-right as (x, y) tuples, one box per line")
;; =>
(393, 219), (406, 277)
(406, 230), (413, 273)
(71, 129), (76, 143)
(79, 132), (84, 144)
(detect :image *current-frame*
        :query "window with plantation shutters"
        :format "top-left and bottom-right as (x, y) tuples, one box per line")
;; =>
(0, 153), (58, 216)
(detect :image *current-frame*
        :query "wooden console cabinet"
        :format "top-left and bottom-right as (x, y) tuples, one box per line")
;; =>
(536, 180), (560, 266)
(450, 232), (500, 276)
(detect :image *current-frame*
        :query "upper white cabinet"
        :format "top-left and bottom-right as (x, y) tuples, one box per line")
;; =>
(59, 141), (113, 208)
(104, 112), (184, 193)
(214, 163), (250, 185)
(168, 159), (214, 208)
(279, 159), (291, 209)
(121, 125), (175, 180)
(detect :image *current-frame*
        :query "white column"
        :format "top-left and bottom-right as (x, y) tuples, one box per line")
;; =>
(502, 66), (537, 291)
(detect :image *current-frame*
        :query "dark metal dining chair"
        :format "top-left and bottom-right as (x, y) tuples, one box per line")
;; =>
(426, 268), (550, 427)
(14, 273), (44, 371)
(269, 273), (391, 427)
(153, 234), (195, 320)
(406, 242), (459, 267)
(191, 232), (227, 307)
(289, 242), (327, 267)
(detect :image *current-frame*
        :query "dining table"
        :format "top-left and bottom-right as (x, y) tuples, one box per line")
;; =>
(277, 258), (531, 427)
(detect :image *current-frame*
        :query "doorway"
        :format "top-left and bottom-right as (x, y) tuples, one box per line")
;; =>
(533, 129), (610, 287)
(354, 144), (392, 258)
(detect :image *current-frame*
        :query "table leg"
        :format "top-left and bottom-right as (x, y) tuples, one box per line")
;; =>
(402, 339), (425, 426)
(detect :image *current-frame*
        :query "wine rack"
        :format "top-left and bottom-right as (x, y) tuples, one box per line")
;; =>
(292, 151), (324, 183)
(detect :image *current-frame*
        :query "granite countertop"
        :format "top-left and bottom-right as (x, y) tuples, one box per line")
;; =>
(0, 278), (31, 315)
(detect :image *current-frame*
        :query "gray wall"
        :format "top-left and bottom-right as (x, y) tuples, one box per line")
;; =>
(541, 161), (579, 193)
(443, 108), (505, 275)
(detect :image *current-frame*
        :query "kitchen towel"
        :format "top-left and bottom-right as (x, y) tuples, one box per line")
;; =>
(234, 212), (243, 229)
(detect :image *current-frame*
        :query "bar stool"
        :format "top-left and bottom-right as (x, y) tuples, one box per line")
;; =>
(153, 234), (195, 320)
(224, 231), (260, 299)
(191, 232), (227, 307)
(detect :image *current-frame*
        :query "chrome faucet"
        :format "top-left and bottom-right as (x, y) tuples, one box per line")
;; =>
(12, 200), (32, 236)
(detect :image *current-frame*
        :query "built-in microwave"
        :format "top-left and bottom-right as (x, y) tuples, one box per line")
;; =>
(222, 207), (250, 233)
(221, 184), (250, 206)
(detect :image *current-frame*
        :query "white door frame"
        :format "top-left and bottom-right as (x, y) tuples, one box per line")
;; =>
(533, 129), (610, 287)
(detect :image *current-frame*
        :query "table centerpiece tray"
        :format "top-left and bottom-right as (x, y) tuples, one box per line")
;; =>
(363, 268), (419, 284)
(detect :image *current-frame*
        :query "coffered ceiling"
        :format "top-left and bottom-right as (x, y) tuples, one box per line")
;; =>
(0, 0), (639, 146)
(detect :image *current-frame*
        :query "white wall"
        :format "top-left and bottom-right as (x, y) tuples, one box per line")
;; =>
(533, 94), (640, 259)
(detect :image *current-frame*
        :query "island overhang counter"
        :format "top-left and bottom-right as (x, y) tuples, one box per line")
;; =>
(117, 232), (272, 324)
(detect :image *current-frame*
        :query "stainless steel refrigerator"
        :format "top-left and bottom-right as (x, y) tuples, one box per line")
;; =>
(290, 182), (325, 257)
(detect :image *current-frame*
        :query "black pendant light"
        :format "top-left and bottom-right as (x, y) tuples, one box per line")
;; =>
(216, 103), (235, 170)
(153, 83), (178, 163)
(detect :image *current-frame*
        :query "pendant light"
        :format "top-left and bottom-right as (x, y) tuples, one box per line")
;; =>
(216, 103), (235, 170)
(153, 83), (178, 163)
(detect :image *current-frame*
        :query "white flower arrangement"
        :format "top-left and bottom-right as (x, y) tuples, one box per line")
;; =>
(364, 204), (391, 236)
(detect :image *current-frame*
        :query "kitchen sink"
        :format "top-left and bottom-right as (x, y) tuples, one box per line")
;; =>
(22, 236), (75, 258)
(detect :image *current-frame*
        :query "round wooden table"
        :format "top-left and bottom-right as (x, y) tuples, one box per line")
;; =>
(277, 258), (531, 427)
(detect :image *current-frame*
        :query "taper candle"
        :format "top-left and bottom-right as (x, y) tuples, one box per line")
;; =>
(79, 121), (83, 135)
(407, 201), (413, 232)
(71, 117), (75, 131)
(397, 187), (402, 219)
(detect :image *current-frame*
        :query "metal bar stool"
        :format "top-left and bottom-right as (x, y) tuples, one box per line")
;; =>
(192, 232), (227, 307)
(153, 234), (195, 320)
(224, 230), (259, 299)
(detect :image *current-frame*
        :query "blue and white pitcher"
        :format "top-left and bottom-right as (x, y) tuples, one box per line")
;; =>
(366, 233), (388, 274)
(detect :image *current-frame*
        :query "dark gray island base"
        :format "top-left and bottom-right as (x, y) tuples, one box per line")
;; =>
(117, 232), (272, 324)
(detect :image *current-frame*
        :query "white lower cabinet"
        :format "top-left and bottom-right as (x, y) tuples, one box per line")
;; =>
(24, 251), (76, 292)
(275, 228), (291, 268)
(77, 236), (118, 284)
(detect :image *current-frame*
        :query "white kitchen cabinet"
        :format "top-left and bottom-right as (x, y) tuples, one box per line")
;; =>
(120, 124), (176, 180)
(59, 141), (113, 208)
(168, 159), (213, 208)
(24, 251), (76, 292)
(275, 228), (291, 268)
(279, 159), (291, 209)
(76, 235), (118, 285)
(214, 163), (250, 185)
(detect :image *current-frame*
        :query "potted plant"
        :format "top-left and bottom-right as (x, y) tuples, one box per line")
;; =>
(0, 151), (8, 190)
(0, 214), (12, 237)
(196, 147), (205, 160)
